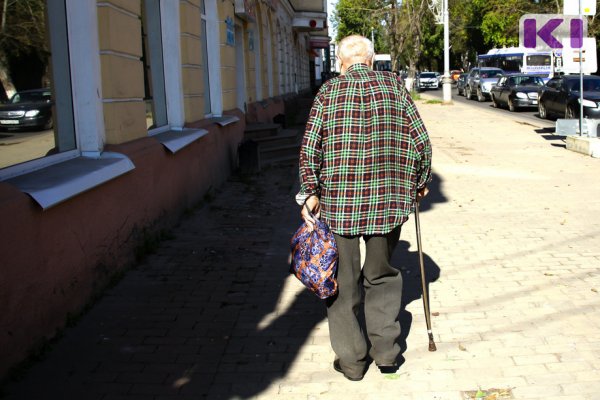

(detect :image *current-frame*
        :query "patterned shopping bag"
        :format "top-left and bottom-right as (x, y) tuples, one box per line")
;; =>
(290, 209), (338, 299)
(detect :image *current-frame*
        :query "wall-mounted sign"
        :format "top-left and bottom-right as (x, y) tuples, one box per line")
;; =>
(560, 37), (597, 74)
(235, 0), (256, 22)
(225, 16), (235, 46)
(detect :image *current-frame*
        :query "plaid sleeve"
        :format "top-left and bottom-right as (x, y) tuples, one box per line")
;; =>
(297, 90), (325, 203)
(404, 92), (432, 190)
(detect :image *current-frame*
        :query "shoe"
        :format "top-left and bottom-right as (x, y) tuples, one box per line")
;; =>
(333, 359), (364, 381)
(376, 363), (399, 374)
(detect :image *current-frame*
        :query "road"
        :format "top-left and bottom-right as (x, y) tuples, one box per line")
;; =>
(421, 86), (556, 131)
(0, 128), (55, 169)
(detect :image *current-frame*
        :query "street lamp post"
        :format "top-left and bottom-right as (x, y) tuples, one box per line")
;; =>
(442, 0), (452, 104)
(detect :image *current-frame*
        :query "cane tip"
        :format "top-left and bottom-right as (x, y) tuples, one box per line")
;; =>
(428, 341), (437, 352)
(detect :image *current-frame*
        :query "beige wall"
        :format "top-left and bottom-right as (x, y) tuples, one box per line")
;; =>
(290, 0), (323, 12)
(96, 0), (316, 138)
(97, 1), (147, 144)
(218, 2), (237, 111)
(180, 0), (208, 122)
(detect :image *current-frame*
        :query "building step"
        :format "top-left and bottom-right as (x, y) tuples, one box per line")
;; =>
(243, 122), (281, 139)
(261, 153), (300, 166)
(238, 126), (303, 172)
(260, 142), (301, 164)
(253, 128), (302, 149)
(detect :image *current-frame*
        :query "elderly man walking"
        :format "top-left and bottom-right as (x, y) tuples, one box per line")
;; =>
(296, 35), (432, 381)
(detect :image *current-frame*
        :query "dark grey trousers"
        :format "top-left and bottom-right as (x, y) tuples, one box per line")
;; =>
(327, 226), (402, 377)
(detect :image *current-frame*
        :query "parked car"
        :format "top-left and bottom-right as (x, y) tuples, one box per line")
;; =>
(450, 70), (462, 82)
(465, 67), (504, 101)
(418, 72), (440, 90)
(0, 88), (53, 131)
(490, 74), (545, 111)
(538, 75), (600, 120)
(456, 73), (468, 96)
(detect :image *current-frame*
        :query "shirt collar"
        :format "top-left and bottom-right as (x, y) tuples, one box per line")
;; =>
(345, 63), (370, 73)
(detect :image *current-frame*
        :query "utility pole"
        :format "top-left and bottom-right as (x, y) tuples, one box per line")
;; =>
(578, 0), (584, 136)
(430, 0), (451, 104)
(442, 0), (451, 104)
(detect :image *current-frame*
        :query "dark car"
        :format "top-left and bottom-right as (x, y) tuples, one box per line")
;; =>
(0, 88), (53, 131)
(490, 74), (545, 111)
(538, 75), (600, 120)
(456, 73), (468, 96)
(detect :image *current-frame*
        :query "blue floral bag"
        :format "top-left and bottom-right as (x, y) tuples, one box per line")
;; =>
(290, 205), (338, 299)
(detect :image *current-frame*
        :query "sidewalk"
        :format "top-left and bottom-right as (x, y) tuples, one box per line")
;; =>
(2, 94), (600, 400)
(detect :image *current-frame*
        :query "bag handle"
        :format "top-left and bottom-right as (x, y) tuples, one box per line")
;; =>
(304, 202), (322, 222)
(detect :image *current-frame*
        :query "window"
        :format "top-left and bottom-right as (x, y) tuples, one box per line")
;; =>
(546, 78), (560, 89)
(0, 0), (76, 170)
(0, 1), (134, 207)
(500, 56), (522, 72)
(527, 55), (551, 67)
(200, 0), (211, 115)
(141, 0), (168, 131)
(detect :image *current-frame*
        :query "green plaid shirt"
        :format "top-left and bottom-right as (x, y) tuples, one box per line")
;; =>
(298, 64), (432, 235)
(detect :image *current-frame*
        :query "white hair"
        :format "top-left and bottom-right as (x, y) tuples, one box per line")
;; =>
(336, 35), (374, 64)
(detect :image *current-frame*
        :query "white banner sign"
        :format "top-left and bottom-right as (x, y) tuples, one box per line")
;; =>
(559, 37), (597, 74)
(564, 0), (596, 15)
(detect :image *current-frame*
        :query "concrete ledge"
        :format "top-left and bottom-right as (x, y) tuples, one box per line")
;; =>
(6, 152), (135, 209)
(566, 136), (600, 158)
(153, 128), (208, 154)
(208, 115), (240, 126)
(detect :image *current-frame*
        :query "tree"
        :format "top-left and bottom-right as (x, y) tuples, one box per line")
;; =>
(448, 0), (486, 70)
(419, 8), (443, 72)
(385, 0), (430, 81)
(332, 0), (600, 78)
(0, 0), (48, 100)
(332, 0), (388, 53)
(446, 0), (590, 70)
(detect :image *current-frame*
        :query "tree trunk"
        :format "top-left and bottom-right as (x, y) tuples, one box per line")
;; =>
(0, 59), (16, 101)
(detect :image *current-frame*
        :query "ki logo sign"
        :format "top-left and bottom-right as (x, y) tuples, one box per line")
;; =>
(519, 14), (588, 50)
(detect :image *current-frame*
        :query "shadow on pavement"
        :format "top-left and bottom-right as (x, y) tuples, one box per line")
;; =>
(0, 162), (327, 400)
(417, 172), (447, 213)
(0, 142), (445, 399)
(392, 240), (441, 364)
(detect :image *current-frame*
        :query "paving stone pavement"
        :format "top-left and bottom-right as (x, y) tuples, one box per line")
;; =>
(1, 93), (600, 400)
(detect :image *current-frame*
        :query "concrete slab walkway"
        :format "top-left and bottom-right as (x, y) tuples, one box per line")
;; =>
(2, 93), (600, 400)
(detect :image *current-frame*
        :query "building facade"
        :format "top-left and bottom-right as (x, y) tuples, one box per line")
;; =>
(0, 0), (329, 379)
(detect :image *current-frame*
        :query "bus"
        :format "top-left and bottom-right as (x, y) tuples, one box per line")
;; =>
(477, 47), (554, 79)
(373, 54), (392, 72)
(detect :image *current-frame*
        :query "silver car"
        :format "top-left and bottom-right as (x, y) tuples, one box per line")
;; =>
(465, 67), (504, 102)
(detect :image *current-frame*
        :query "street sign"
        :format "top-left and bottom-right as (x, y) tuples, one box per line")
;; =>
(564, 0), (596, 16)
(519, 14), (588, 50)
(560, 37), (597, 74)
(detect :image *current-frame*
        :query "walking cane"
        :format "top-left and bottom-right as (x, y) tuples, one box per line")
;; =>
(414, 200), (437, 351)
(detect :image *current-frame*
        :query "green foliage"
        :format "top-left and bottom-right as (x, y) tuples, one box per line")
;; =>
(332, 0), (388, 52)
(481, 10), (520, 47)
(446, 0), (600, 70)
(420, 12), (443, 71)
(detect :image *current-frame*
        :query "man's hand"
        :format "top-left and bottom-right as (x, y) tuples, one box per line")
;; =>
(416, 187), (429, 202)
(301, 196), (321, 231)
